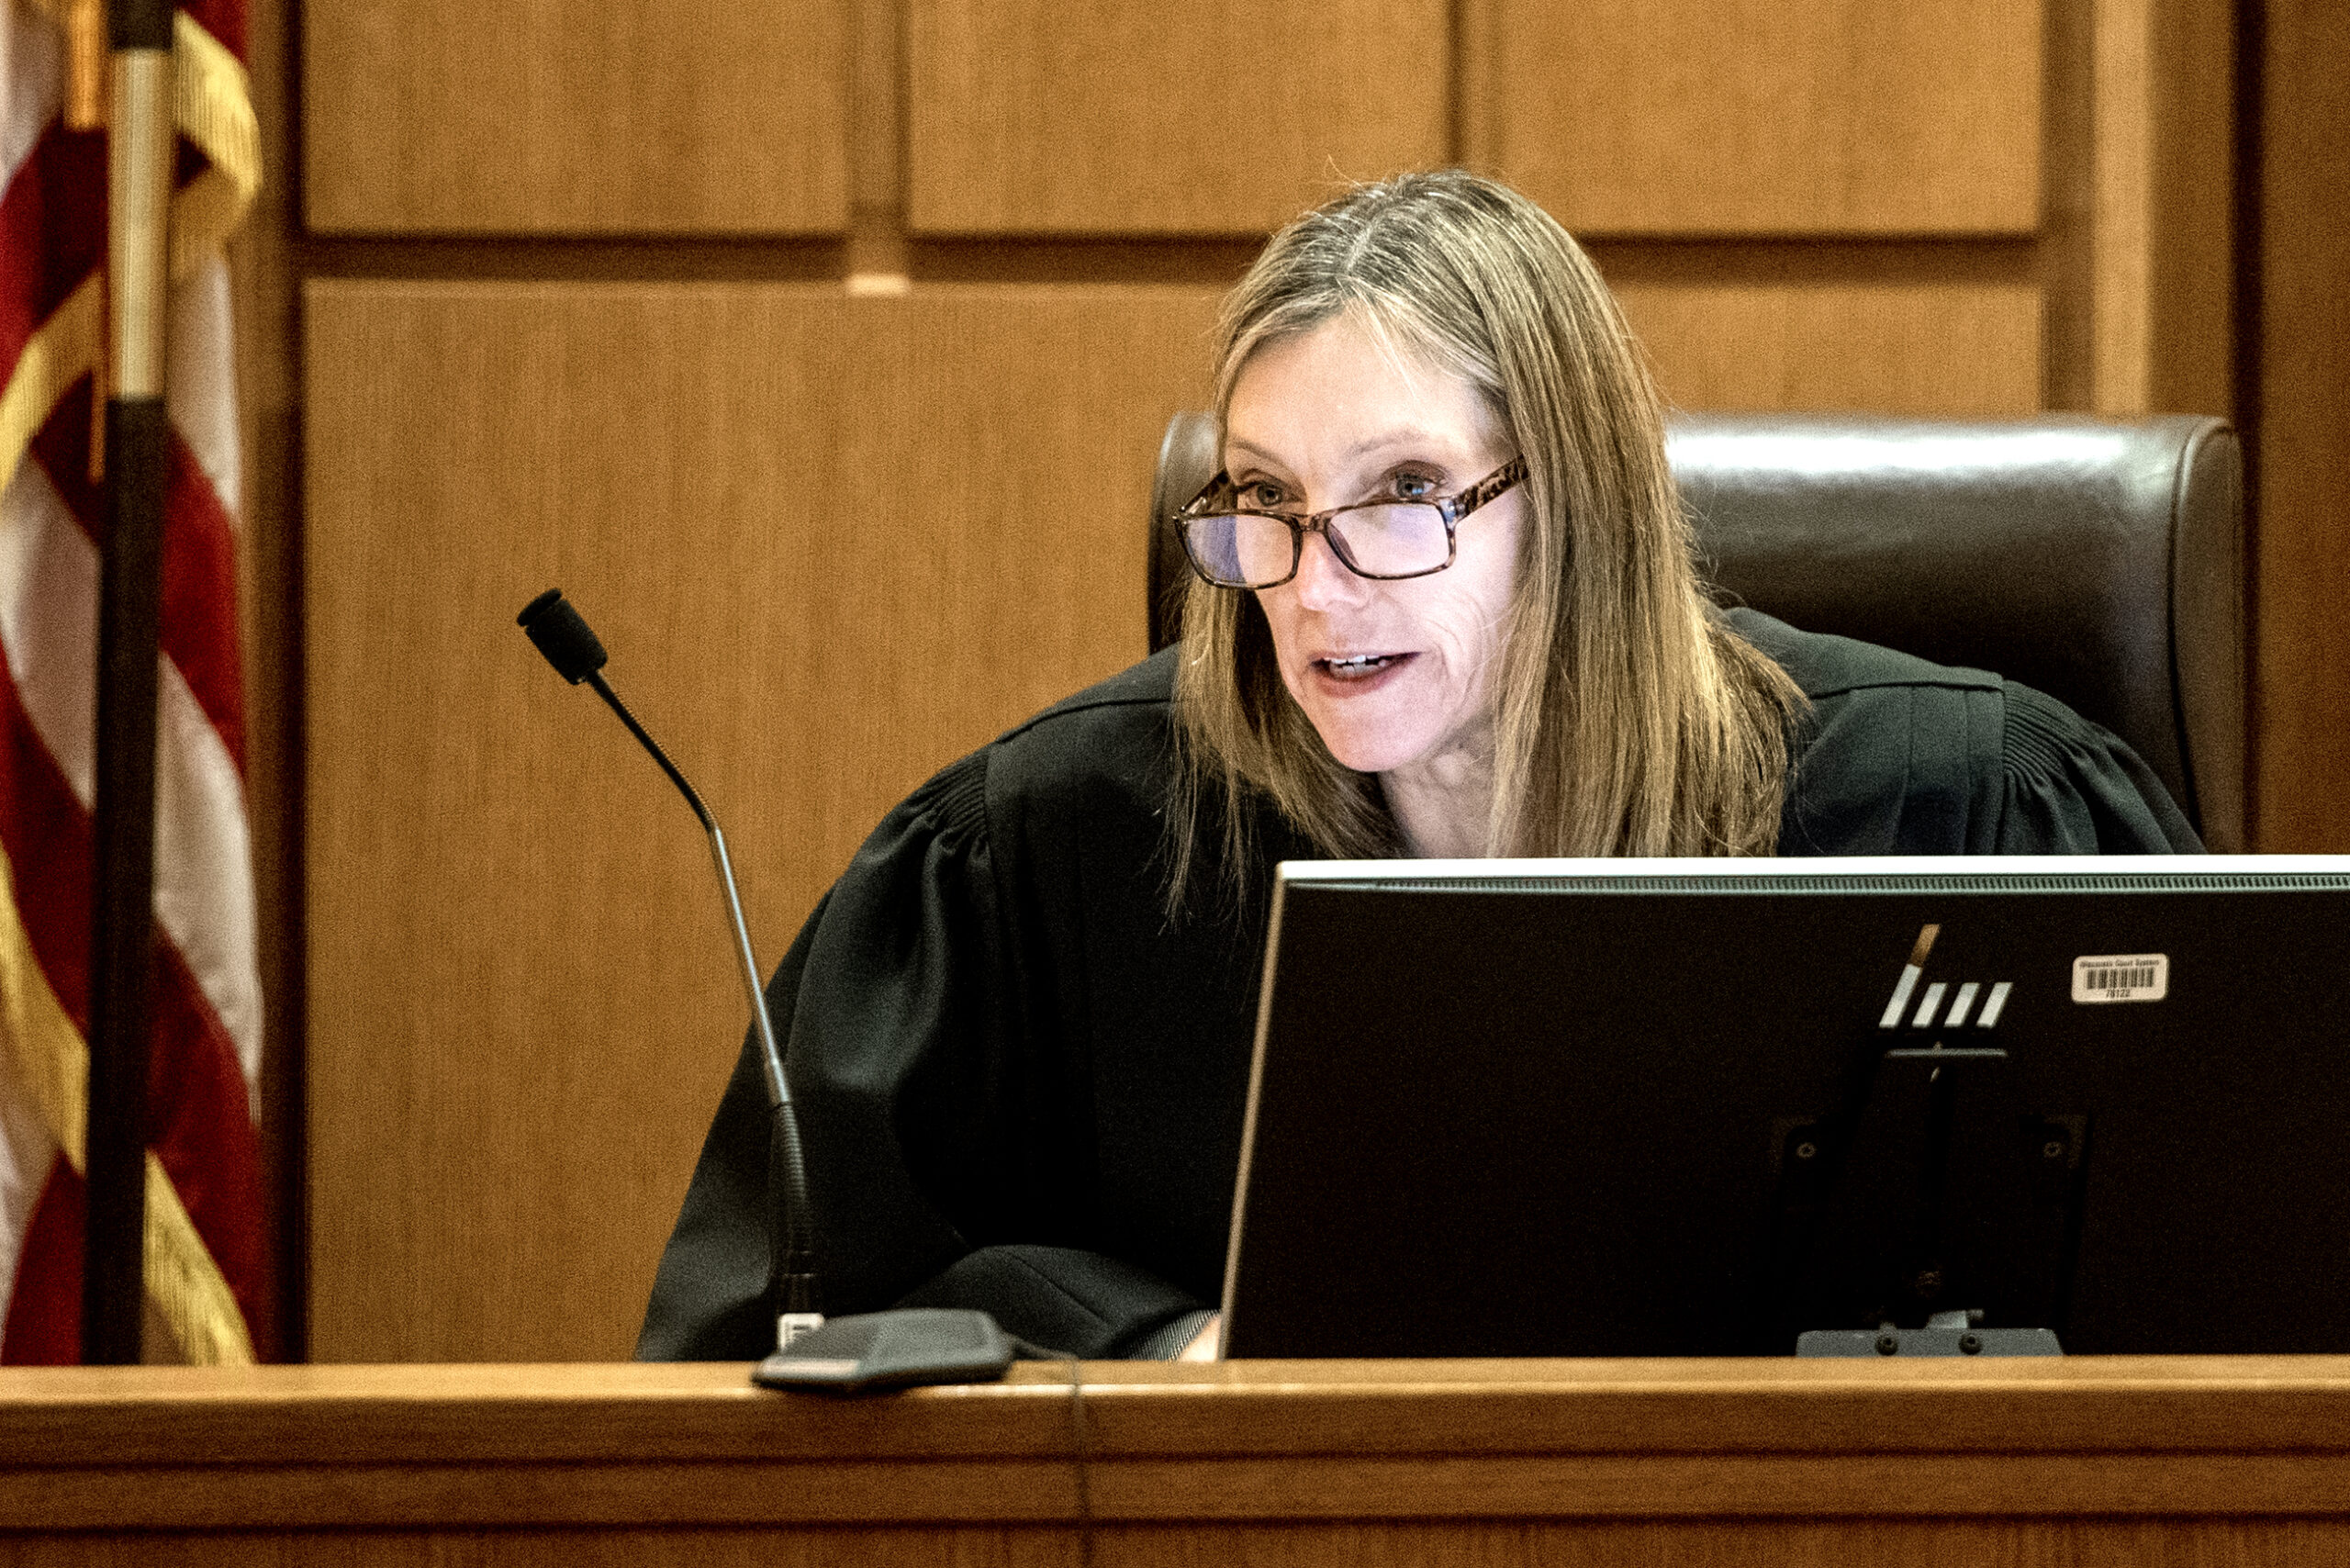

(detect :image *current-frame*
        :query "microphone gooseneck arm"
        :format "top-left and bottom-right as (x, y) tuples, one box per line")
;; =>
(577, 672), (780, 1095)
(580, 669), (819, 1323)
(517, 589), (820, 1329)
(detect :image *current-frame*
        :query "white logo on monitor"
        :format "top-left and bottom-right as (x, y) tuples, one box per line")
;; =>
(2071, 954), (2169, 1003)
(1878, 924), (2011, 1029)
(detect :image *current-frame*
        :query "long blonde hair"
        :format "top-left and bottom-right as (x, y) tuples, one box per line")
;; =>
(1170, 171), (1803, 897)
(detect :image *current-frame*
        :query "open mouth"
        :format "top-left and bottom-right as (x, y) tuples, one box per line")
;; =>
(1315, 653), (1408, 681)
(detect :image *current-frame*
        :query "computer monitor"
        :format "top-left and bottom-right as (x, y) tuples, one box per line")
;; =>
(1218, 857), (2350, 1358)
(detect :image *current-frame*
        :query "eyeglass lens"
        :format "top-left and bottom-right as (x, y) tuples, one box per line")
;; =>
(1183, 503), (1450, 587)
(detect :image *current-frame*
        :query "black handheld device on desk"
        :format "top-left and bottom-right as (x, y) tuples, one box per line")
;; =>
(518, 589), (1056, 1392)
(1220, 857), (2350, 1360)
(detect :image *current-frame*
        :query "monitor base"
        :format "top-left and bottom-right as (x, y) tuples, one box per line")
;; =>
(1798, 1309), (2063, 1357)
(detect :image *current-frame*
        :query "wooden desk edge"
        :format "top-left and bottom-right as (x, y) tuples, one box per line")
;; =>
(11, 1359), (2350, 1532)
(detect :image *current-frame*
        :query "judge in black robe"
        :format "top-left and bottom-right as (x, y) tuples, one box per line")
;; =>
(636, 609), (2199, 1361)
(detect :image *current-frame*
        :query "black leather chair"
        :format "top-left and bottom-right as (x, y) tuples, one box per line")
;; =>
(1147, 411), (2246, 851)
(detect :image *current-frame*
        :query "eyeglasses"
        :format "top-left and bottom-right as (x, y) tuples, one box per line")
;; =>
(1171, 458), (1527, 589)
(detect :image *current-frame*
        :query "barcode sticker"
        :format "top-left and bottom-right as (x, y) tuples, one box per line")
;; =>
(2071, 953), (2168, 1003)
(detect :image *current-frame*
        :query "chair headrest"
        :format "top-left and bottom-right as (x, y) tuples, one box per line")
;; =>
(1675, 413), (2242, 848)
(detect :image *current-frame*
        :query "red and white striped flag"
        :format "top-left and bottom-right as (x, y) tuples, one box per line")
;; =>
(0, 0), (265, 1362)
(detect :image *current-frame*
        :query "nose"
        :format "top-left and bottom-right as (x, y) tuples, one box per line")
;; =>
(1288, 526), (1368, 611)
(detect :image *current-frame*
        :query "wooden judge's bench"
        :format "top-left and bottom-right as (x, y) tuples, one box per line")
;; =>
(6, 1358), (2350, 1563)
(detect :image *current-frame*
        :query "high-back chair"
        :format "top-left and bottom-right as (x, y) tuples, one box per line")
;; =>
(1147, 411), (2246, 851)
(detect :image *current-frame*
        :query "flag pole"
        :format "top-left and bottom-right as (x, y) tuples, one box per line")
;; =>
(83, 0), (174, 1365)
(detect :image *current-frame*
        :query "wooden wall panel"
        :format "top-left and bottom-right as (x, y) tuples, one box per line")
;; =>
(2083, 0), (2237, 417)
(303, 283), (1218, 1360)
(2252, 0), (2350, 849)
(907, 0), (1449, 235)
(1483, 0), (2042, 236)
(2141, 0), (2236, 420)
(1611, 281), (2044, 415)
(304, 0), (851, 235)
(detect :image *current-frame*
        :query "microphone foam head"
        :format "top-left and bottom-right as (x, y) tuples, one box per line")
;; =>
(517, 589), (608, 684)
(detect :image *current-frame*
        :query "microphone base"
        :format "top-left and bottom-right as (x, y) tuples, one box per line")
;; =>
(754, 1308), (1019, 1394)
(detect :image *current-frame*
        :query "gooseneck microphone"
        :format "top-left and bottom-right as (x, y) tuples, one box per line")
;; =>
(518, 588), (820, 1342)
(519, 588), (1046, 1391)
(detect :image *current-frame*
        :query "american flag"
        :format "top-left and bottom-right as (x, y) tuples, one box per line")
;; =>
(0, 0), (265, 1361)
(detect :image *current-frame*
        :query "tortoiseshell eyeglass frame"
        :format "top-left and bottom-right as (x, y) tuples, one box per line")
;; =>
(1170, 456), (1529, 588)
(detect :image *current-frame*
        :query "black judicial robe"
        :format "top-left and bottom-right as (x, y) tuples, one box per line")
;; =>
(635, 610), (2200, 1361)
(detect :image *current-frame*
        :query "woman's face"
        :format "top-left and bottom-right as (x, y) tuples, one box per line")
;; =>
(1224, 312), (1522, 779)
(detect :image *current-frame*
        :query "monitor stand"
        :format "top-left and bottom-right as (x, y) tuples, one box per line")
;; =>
(1769, 1039), (2081, 1356)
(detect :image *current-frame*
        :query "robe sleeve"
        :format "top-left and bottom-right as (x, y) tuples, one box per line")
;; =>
(1992, 683), (2203, 854)
(635, 751), (1205, 1361)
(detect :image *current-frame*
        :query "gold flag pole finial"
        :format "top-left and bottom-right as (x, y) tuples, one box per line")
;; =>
(65, 0), (107, 130)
